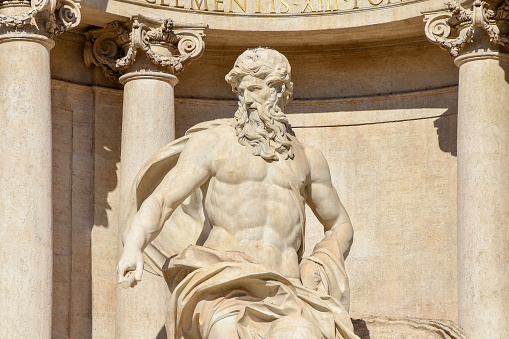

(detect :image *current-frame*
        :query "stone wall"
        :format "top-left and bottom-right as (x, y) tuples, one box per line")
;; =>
(51, 81), (94, 338)
(51, 80), (123, 338)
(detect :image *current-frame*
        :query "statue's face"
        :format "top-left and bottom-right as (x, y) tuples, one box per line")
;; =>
(237, 75), (272, 117)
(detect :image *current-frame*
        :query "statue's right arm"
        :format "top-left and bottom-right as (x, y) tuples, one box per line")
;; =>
(117, 131), (216, 287)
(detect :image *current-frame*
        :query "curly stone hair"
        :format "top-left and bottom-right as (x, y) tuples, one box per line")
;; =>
(225, 47), (294, 108)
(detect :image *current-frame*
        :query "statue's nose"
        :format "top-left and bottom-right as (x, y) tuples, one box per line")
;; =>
(244, 91), (254, 104)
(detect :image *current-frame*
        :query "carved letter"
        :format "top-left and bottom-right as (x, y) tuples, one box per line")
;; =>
(255, 0), (261, 12)
(146, 0), (156, 3)
(280, 0), (290, 12)
(175, 0), (185, 8)
(214, 0), (224, 11)
(192, 0), (209, 10)
(302, 0), (316, 12)
(229, 0), (246, 11)
(345, 0), (358, 10)
(270, 0), (276, 13)
(367, 0), (383, 5)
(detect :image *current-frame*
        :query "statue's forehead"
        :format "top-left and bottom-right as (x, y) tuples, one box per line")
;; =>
(237, 75), (266, 89)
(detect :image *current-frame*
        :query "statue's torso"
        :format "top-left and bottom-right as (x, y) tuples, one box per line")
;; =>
(202, 127), (310, 279)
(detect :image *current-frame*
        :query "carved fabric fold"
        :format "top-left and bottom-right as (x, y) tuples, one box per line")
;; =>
(164, 245), (359, 339)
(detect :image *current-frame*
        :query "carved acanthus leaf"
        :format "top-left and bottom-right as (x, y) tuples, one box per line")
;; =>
(84, 16), (206, 82)
(423, 0), (509, 56)
(0, 0), (80, 35)
(494, 0), (509, 20)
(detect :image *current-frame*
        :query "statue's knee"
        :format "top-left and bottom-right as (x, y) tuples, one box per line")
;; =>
(267, 316), (321, 339)
(208, 315), (239, 339)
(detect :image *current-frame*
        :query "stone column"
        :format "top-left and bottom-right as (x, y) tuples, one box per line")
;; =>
(424, 1), (509, 337)
(85, 17), (205, 338)
(119, 71), (179, 171)
(0, 1), (80, 337)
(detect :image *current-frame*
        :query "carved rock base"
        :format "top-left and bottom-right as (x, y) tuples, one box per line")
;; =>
(352, 316), (465, 339)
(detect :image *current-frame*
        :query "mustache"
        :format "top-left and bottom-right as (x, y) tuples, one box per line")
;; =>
(234, 97), (294, 161)
(244, 102), (260, 112)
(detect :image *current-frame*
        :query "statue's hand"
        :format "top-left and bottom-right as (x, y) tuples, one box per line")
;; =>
(117, 248), (144, 289)
(300, 260), (327, 293)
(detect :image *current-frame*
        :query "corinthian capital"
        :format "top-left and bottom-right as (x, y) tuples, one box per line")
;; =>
(0, 0), (81, 36)
(84, 15), (207, 82)
(423, 0), (509, 56)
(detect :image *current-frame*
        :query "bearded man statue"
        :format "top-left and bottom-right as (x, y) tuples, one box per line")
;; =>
(118, 47), (360, 339)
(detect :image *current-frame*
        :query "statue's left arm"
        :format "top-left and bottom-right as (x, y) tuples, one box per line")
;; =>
(301, 146), (353, 305)
(305, 146), (353, 260)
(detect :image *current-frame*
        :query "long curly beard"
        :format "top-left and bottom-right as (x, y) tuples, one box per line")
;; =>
(234, 94), (295, 162)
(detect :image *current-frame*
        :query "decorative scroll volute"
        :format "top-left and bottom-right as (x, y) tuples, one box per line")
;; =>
(84, 21), (131, 81)
(0, 0), (80, 35)
(84, 15), (207, 82)
(47, 0), (81, 36)
(423, 0), (509, 56)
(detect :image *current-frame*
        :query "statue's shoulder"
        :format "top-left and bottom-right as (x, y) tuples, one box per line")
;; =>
(185, 118), (234, 136)
(288, 135), (320, 160)
(184, 118), (235, 150)
(300, 142), (330, 171)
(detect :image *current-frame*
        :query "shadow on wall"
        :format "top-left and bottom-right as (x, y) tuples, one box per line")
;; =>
(52, 106), (77, 338)
(94, 92), (122, 228)
(94, 148), (121, 228)
(157, 326), (168, 339)
(90, 89), (122, 337)
(433, 110), (458, 157)
(51, 84), (123, 338)
(353, 318), (371, 338)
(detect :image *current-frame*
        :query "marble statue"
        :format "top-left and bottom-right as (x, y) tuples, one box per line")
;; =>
(118, 47), (360, 339)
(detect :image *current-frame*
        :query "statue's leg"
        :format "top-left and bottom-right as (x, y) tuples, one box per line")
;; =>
(267, 316), (322, 339)
(208, 315), (240, 339)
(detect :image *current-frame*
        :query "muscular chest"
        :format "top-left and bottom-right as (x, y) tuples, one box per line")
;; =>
(213, 151), (268, 184)
(212, 145), (308, 190)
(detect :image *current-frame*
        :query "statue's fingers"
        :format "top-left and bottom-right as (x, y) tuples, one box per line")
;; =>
(117, 264), (126, 284)
(302, 277), (318, 290)
(134, 257), (144, 281)
(301, 262), (321, 290)
(301, 268), (317, 289)
(121, 271), (136, 289)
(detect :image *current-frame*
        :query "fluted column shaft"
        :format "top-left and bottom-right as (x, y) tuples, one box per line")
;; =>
(0, 2), (79, 336)
(116, 71), (178, 338)
(455, 47), (509, 338)
(0, 30), (54, 338)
